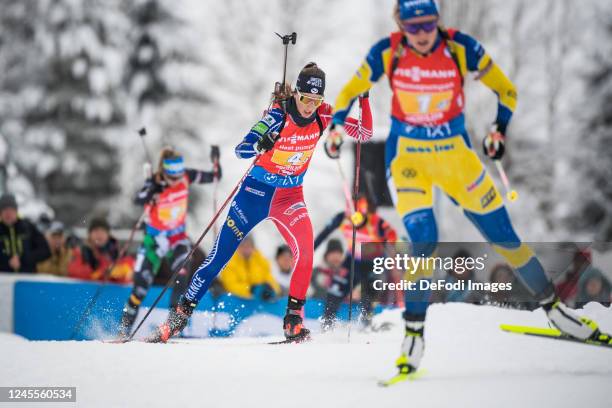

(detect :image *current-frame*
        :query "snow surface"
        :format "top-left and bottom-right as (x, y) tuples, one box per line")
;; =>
(2, 303), (611, 408)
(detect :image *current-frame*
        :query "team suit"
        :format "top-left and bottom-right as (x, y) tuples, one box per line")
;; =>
(148, 91), (372, 342)
(119, 165), (218, 337)
(314, 206), (397, 325)
(332, 0), (608, 373)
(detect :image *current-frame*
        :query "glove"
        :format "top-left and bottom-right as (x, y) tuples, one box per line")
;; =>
(210, 145), (220, 162)
(210, 145), (221, 180)
(255, 132), (279, 154)
(482, 124), (506, 160)
(324, 124), (344, 159)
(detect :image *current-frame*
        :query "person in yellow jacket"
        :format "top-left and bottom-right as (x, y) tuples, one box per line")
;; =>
(219, 235), (280, 301)
(329, 0), (611, 378)
(36, 221), (71, 277)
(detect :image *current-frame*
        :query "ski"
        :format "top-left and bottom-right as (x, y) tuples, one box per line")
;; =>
(377, 369), (426, 387)
(268, 333), (312, 345)
(500, 324), (612, 349)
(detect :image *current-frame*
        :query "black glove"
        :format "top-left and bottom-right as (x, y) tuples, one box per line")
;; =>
(214, 162), (222, 181)
(210, 145), (220, 162)
(482, 124), (506, 160)
(255, 133), (279, 154)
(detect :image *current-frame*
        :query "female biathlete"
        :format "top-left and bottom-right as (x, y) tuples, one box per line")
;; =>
(330, 0), (611, 376)
(118, 147), (220, 338)
(147, 62), (372, 343)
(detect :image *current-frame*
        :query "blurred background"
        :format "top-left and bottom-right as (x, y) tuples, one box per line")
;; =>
(1, 0), (611, 340)
(0, 0), (611, 248)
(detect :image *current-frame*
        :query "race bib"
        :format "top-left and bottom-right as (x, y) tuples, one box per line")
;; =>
(270, 149), (313, 166)
(396, 90), (453, 115)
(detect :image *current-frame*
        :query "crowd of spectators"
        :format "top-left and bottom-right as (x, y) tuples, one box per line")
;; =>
(2, 192), (611, 325)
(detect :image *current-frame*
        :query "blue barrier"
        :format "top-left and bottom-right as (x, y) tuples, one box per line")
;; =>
(12, 280), (368, 341)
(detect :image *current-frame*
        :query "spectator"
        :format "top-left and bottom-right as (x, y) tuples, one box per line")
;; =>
(555, 248), (592, 306)
(486, 263), (537, 310)
(432, 249), (484, 304)
(272, 245), (293, 297)
(0, 193), (50, 273)
(218, 235), (280, 301)
(312, 239), (353, 330)
(314, 194), (397, 326)
(575, 267), (611, 308)
(37, 221), (72, 277)
(67, 217), (133, 283)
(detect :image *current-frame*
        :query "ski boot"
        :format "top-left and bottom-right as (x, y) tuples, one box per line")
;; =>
(117, 298), (140, 340)
(396, 320), (424, 375)
(542, 296), (609, 343)
(283, 296), (311, 343)
(145, 297), (196, 343)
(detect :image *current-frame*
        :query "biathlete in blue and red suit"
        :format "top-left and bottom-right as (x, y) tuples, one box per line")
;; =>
(118, 147), (221, 338)
(148, 62), (373, 343)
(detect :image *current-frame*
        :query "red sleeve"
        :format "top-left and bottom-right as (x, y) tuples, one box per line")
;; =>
(340, 96), (373, 141)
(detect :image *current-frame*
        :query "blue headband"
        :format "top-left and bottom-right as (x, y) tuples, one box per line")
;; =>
(163, 156), (185, 177)
(398, 0), (439, 20)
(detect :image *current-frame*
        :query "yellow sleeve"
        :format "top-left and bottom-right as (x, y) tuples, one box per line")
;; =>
(478, 58), (518, 115)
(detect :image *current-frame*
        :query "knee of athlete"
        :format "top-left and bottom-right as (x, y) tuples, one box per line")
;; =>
(403, 210), (438, 257)
(465, 207), (520, 249)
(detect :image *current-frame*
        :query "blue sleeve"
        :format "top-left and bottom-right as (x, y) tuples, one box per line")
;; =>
(235, 108), (285, 159)
(314, 212), (345, 250)
(452, 31), (486, 72)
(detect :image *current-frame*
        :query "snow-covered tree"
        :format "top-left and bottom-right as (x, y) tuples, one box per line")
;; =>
(1, 0), (129, 224)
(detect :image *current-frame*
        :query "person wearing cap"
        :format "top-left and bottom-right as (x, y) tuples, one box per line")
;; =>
(272, 244), (294, 297)
(311, 239), (351, 330)
(147, 63), (373, 344)
(118, 147), (220, 338)
(0, 193), (50, 273)
(331, 0), (611, 376)
(36, 221), (72, 276)
(314, 193), (397, 327)
(68, 217), (133, 283)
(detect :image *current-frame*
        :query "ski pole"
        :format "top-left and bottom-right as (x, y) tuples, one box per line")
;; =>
(347, 93), (369, 342)
(274, 32), (297, 110)
(210, 145), (221, 236)
(69, 210), (146, 339)
(126, 156), (260, 341)
(275, 32), (297, 88)
(138, 127), (154, 166)
(494, 160), (518, 202)
(335, 160), (363, 223)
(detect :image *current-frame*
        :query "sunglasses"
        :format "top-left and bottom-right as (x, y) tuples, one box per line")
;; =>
(296, 90), (324, 107)
(402, 20), (438, 35)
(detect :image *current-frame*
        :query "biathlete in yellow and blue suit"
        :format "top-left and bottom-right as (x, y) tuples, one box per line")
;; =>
(328, 0), (610, 376)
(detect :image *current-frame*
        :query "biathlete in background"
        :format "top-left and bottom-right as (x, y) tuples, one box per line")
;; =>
(118, 147), (221, 338)
(314, 194), (397, 328)
(330, 0), (611, 375)
(147, 62), (372, 343)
